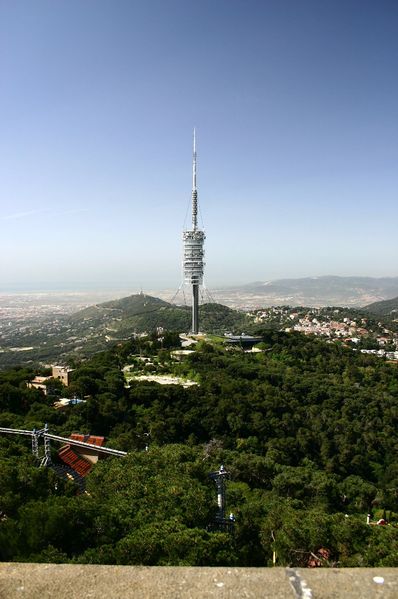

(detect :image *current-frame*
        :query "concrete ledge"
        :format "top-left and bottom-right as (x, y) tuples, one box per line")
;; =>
(0, 563), (397, 598)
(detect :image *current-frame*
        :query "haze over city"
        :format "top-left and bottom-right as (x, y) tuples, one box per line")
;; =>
(1, 0), (397, 292)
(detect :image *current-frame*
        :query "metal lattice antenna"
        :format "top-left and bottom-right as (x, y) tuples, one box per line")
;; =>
(192, 128), (198, 230)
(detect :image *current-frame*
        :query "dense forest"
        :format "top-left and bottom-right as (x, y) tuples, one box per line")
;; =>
(1, 330), (398, 566)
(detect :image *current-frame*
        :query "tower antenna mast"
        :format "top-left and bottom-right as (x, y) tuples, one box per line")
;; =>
(192, 128), (197, 230)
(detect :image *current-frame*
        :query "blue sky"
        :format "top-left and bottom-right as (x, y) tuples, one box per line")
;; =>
(1, 0), (397, 291)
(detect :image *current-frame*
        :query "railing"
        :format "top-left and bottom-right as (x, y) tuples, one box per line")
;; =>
(45, 433), (127, 457)
(0, 427), (36, 437)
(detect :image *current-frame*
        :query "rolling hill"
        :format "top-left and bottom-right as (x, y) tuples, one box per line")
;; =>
(69, 294), (250, 337)
(364, 296), (398, 318)
(0, 294), (251, 369)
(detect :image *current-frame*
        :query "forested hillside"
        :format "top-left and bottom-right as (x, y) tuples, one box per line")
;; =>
(1, 331), (398, 566)
(365, 296), (398, 318)
(0, 295), (250, 370)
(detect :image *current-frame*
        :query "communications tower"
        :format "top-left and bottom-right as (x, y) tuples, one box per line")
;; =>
(183, 130), (205, 334)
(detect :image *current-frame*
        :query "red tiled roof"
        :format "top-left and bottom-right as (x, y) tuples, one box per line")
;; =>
(58, 445), (92, 477)
(70, 433), (86, 442)
(87, 435), (105, 446)
(70, 433), (105, 446)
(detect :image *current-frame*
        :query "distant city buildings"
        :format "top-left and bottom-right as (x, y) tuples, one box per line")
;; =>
(250, 306), (398, 360)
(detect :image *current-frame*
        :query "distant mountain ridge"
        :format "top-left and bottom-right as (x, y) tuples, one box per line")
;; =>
(213, 276), (398, 308)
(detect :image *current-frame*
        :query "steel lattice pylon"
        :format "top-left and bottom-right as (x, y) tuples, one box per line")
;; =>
(31, 429), (39, 459)
(40, 424), (52, 467)
(209, 465), (235, 532)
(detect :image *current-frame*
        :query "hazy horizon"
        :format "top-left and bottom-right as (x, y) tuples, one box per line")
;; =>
(1, 1), (397, 290)
(2, 273), (398, 297)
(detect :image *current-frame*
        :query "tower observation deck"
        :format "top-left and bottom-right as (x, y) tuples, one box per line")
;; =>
(183, 130), (205, 334)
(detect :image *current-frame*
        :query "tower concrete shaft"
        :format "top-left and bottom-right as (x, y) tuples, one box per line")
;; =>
(192, 283), (199, 335)
(183, 130), (205, 334)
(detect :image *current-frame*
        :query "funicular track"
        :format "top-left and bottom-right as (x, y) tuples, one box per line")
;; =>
(0, 426), (127, 458)
(0, 426), (127, 490)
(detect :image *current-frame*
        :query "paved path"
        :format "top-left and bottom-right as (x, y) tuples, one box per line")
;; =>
(0, 564), (397, 598)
